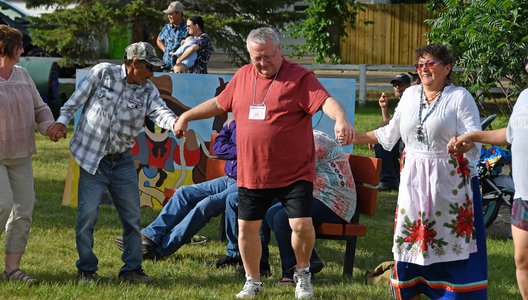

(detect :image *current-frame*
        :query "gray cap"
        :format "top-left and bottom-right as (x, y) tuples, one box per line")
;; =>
(163, 1), (184, 14)
(124, 42), (162, 66)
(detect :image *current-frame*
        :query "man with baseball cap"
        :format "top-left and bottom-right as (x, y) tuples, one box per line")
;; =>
(372, 73), (412, 191)
(157, 1), (188, 71)
(48, 42), (179, 283)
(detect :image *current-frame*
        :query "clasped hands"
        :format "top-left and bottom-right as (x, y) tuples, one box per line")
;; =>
(46, 123), (67, 142)
(446, 135), (473, 154)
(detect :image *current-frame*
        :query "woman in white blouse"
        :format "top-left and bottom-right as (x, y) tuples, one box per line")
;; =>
(351, 44), (487, 300)
(0, 25), (59, 283)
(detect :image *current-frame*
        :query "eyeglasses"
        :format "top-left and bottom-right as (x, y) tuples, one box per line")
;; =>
(186, 24), (195, 28)
(250, 48), (278, 63)
(415, 60), (443, 70)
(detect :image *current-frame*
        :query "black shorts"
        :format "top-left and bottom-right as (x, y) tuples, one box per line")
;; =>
(238, 180), (313, 221)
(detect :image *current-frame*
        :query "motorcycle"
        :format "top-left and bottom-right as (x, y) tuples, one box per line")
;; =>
(477, 114), (515, 228)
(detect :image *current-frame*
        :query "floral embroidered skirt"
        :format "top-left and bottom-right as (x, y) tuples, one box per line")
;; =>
(390, 176), (488, 299)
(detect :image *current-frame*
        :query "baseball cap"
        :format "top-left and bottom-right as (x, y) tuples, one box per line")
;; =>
(124, 42), (163, 67)
(163, 1), (184, 14)
(390, 73), (411, 85)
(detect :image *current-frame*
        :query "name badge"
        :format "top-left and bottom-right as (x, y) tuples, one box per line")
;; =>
(249, 105), (266, 120)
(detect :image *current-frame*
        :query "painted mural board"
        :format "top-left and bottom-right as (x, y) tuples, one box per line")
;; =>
(61, 71), (356, 209)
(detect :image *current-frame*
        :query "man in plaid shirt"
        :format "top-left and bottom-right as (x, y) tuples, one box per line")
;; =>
(49, 42), (178, 283)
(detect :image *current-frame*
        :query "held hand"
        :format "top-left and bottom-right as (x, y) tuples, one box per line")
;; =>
(47, 123), (67, 142)
(173, 117), (188, 138)
(447, 135), (473, 154)
(368, 143), (376, 151)
(334, 120), (355, 146)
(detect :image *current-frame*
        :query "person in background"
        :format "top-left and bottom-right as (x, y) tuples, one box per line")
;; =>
(372, 73), (412, 191)
(350, 44), (488, 299)
(266, 129), (356, 285)
(0, 25), (61, 283)
(176, 16), (213, 74)
(448, 56), (528, 300)
(172, 36), (197, 73)
(48, 42), (179, 283)
(115, 119), (238, 260)
(173, 27), (354, 299)
(157, 1), (188, 71)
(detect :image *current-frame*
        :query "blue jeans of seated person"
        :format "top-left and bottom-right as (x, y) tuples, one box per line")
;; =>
(265, 198), (346, 278)
(224, 192), (271, 262)
(374, 139), (403, 188)
(76, 150), (142, 274)
(142, 176), (237, 258)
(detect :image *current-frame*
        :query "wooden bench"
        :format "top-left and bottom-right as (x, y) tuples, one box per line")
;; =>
(167, 134), (382, 277)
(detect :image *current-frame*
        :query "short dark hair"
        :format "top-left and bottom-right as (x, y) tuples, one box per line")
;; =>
(188, 16), (205, 32)
(415, 44), (454, 79)
(415, 43), (454, 65)
(0, 25), (23, 59)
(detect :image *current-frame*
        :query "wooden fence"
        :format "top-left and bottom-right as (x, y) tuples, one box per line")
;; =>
(341, 4), (434, 65)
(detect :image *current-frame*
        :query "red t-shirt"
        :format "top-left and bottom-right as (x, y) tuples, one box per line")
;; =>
(216, 59), (330, 189)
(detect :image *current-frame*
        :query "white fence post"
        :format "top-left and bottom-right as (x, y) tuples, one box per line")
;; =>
(359, 64), (367, 107)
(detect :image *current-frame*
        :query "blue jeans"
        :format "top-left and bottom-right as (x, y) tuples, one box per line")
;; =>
(76, 151), (142, 274)
(224, 193), (271, 262)
(142, 176), (237, 257)
(266, 198), (345, 277)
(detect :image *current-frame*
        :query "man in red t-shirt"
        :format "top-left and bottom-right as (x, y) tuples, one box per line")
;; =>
(174, 27), (354, 299)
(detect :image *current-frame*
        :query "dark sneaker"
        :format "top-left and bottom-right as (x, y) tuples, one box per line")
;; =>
(216, 255), (242, 268)
(114, 234), (155, 255)
(118, 268), (150, 283)
(76, 270), (100, 283)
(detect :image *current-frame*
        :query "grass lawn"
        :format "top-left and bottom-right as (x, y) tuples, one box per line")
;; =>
(0, 99), (519, 299)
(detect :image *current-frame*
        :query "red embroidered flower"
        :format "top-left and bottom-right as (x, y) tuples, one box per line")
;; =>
(455, 153), (470, 178)
(454, 197), (474, 238)
(404, 219), (437, 251)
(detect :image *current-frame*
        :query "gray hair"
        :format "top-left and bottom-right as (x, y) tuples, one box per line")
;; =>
(246, 27), (280, 49)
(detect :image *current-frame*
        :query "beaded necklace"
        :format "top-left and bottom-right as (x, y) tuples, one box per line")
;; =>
(416, 85), (445, 143)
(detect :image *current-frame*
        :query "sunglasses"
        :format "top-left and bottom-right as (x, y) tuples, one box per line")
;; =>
(142, 62), (155, 72)
(415, 60), (443, 70)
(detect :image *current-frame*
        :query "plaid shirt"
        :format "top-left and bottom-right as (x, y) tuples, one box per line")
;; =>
(57, 63), (177, 174)
(159, 21), (188, 68)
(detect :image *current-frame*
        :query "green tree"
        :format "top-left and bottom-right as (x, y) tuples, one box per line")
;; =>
(25, 0), (301, 67)
(289, 0), (365, 64)
(426, 0), (528, 111)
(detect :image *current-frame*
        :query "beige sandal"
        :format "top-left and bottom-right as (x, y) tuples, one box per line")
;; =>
(3, 268), (38, 283)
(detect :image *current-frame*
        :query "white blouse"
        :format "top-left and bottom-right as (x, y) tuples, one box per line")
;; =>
(0, 65), (54, 159)
(375, 84), (483, 266)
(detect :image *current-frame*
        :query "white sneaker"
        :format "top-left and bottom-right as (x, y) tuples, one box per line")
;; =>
(293, 269), (314, 299)
(235, 278), (263, 298)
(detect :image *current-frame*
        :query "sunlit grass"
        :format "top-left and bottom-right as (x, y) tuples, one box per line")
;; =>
(0, 100), (517, 299)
